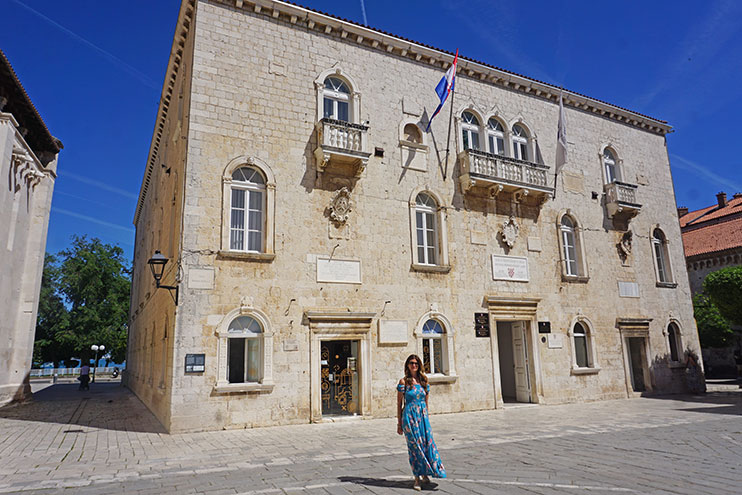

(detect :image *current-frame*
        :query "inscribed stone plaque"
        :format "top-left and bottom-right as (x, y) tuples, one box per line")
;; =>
(188, 268), (214, 289)
(316, 257), (361, 284)
(547, 334), (563, 349)
(470, 230), (487, 245)
(562, 171), (585, 193)
(527, 236), (542, 252)
(378, 320), (408, 345)
(618, 281), (640, 298)
(491, 255), (529, 282)
(283, 339), (299, 352)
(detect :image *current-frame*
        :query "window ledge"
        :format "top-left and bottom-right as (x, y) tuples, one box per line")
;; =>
(217, 251), (275, 262)
(411, 263), (451, 274)
(656, 281), (678, 289)
(562, 274), (590, 283)
(428, 374), (457, 384)
(213, 382), (274, 394)
(570, 367), (601, 376)
(400, 140), (428, 151)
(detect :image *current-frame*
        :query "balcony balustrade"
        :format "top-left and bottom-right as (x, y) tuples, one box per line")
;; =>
(604, 180), (641, 220)
(458, 149), (554, 202)
(314, 118), (370, 177)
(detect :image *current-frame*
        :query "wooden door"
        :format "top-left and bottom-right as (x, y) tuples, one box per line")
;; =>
(512, 321), (531, 402)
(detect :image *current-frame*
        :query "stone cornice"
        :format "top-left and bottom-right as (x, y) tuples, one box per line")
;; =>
(225, 0), (671, 135)
(134, 0), (195, 226)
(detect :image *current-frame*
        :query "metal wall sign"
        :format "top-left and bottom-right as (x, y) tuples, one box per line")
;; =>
(185, 353), (205, 373)
(538, 321), (552, 334)
(475, 312), (490, 337)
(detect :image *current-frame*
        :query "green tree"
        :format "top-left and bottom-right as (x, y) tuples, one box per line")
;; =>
(34, 236), (131, 366)
(693, 293), (734, 348)
(703, 265), (742, 326)
(33, 254), (71, 367)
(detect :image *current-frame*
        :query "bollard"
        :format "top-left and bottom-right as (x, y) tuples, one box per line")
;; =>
(53, 373), (58, 384)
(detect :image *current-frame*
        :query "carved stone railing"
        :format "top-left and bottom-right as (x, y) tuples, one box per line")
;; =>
(604, 181), (641, 220)
(314, 118), (370, 177)
(458, 149), (554, 202)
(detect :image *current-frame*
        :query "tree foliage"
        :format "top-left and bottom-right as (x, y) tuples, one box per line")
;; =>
(693, 293), (734, 348)
(703, 265), (742, 326)
(34, 236), (130, 366)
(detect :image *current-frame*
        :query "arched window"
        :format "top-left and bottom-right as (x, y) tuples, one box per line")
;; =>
(323, 77), (350, 121)
(415, 193), (438, 265)
(487, 118), (505, 155)
(403, 123), (422, 144)
(461, 111), (481, 150)
(511, 124), (529, 160)
(652, 228), (673, 284)
(227, 315), (263, 383)
(230, 166), (266, 253)
(603, 148), (619, 183)
(572, 322), (591, 368)
(560, 216), (578, 276)
(667, 322), (682, 362)
(421, 319), (445, 374)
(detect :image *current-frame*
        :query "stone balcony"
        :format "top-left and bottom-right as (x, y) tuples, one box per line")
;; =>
(458, 149), (554, 202)
(314, 118), (371, 177)
(604, 180), (641, 220)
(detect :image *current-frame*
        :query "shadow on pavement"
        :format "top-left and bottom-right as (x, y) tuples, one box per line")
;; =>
(338, 476), (439, 491)
(0, 382), (166, 433)
(644, 390), (742, 416)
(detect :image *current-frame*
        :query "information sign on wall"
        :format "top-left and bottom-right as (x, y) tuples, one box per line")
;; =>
(474, 312), (490, 337)
(185, 354), (205, 373)
(491, 255), (529, 282)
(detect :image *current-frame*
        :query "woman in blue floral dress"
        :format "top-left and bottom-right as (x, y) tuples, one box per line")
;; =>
(397, 354), (446, 490)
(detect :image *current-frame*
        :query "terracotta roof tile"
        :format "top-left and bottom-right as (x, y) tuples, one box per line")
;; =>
(682, 216), (742, 257)
(679, 196), (742, 227)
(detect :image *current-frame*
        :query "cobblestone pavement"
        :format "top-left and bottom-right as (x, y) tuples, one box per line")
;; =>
(0, 382), (740, 495)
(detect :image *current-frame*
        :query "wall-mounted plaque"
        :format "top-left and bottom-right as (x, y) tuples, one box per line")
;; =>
(618, 281), (640, 298)
(185, 354), (205, 373)
(538, 321), (551, 334)
(188, 268), (214, 289)
(378, 320), (408, 345)
(474, 312), (490, 337)
(491, 255), (529, 282)
(316, 257), (361, 284)
(547, 334), (563, 349)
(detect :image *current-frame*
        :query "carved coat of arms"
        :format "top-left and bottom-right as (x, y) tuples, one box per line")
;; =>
(329, 187), (353, 224)
(500, 216), (520, 249)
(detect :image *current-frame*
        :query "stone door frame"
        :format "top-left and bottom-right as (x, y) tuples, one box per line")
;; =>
(305, 311), (375, 423)
(617, 318), (653, 397)
(485, 296), (543, 408)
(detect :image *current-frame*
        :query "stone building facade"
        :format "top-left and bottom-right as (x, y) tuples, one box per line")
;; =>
(128, 0), (700, 432)
(0, 49), (63, 406)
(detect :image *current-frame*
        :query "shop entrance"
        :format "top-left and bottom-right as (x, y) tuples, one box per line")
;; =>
(320, 340), (359, 416)
(627, 337), (647, 392)
(496, 321), (532, 403)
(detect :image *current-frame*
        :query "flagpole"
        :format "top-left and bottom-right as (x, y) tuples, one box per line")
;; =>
(443, 54), (457, 181)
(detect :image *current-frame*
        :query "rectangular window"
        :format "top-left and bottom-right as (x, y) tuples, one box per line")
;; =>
(323, 99), (334, 119)
(488, 135), (504, 155)
(337, 101), (349, 122)
(247, 190), (263, 252)
(654, 242), (667, 282)
(574, 335), (588, 368)
(422, 337), (443, 374)
(228, 338), (246, 383)
(247, 339), (260, 382)
(562, 231), (577, 276)
(416, 211), (436, 265)
(230, 189), (246, 250)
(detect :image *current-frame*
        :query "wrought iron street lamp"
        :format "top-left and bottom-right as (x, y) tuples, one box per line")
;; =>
(90, 344), (104, 383)
(147, 250), (179, 305)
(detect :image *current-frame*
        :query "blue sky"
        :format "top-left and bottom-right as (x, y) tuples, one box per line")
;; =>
(3, 0), (741, 263)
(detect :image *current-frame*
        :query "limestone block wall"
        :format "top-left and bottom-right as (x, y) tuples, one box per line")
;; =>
(0, 114), (57, 406)
(131, 0), (700, 432)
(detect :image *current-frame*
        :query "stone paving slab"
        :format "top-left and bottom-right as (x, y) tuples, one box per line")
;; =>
(0, 383), (740, 494)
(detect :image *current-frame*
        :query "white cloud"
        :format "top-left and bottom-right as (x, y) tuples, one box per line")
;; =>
(670, 153), (742, 192)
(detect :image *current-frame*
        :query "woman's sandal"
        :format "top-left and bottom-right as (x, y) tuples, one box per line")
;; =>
(413, 478), (422, 491)
(421, 476), (431, 484)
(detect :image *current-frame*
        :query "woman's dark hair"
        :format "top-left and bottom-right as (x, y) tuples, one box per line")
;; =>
(404, 354), (428, 388)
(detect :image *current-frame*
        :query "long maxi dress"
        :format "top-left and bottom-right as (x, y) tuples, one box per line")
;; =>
(397, 383), (446, 478)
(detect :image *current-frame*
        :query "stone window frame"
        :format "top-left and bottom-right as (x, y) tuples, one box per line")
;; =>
(214, 306), (274, 394)
(413, 311), (457, 383)
(509, 118), (535, 162)
(408, 187), (450, 273)
(314, 68), (361, 124)
(219, 156), (276, 262)
(599, 143), (623, 185)
(399, 117), (428, 171)
(650, 225), (677, 287)
(568, 315), (601, 375)
(664, 318), (684, 365)
(460, 110), (482, 151)
(556, 209), (589, 282)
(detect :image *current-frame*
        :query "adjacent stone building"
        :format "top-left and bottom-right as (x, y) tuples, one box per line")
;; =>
(0, 49), (63, 406)
(128, 0), (700, 432)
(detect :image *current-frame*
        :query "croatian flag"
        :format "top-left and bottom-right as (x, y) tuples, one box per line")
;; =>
(425, 49), (458, 132)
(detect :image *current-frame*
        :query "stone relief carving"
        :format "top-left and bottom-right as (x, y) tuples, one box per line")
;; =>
(500, 216), (520, 249)
(617, 230), (633, 264)
(329, 187), (353, 225)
